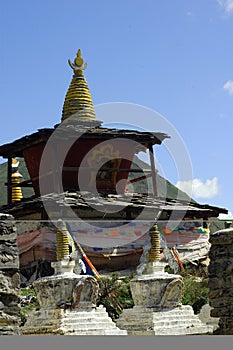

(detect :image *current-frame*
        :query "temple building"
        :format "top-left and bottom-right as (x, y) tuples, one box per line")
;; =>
(0, 50), (227, 276)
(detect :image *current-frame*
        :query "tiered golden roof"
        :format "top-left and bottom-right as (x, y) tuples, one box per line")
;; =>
(61, 49), (96, 122)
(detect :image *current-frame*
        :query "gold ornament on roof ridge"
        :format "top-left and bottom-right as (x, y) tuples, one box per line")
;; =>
(61, 49), (96, 121)
(68, 49), (88, 75)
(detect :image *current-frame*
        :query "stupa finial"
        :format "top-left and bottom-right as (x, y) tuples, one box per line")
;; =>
(61, 49), (103, 125)
(68, 49), (87, 75)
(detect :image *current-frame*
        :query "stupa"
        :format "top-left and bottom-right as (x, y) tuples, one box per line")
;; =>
(22, 219), (127, 335)
(116, 224), (213, 335)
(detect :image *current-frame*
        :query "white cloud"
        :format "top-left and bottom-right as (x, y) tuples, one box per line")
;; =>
(218, 0), (233, 13)
(223, 80), (233, 95)
(218, 211), (233, 220)
(176, 177), (219, 199)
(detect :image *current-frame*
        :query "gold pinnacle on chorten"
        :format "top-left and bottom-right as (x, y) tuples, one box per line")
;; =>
(61, 49), (96, 122)
(11, 158), (23, 202)
(56, 219), (75, 261)
(68, 49), (88, 75)
(148, 224), (161, 262)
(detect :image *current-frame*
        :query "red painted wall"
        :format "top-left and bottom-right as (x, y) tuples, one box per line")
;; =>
(23, 138), (137, 196)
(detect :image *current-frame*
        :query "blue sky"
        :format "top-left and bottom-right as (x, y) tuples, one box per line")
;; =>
(0, 0), (233, 218)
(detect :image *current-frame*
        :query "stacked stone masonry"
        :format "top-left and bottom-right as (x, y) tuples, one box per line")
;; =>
(0, 214), (21, 335)
(208, 228), (233, 335)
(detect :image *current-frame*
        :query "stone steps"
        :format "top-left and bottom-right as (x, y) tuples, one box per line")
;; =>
(118, 320), (206, 331)
(128, 325), (212, 336)
(116, 305), (213, 336)
(65, 318), (115, 324)
(25, 320), (117, 330)
(23, 324), (126, 336)
(22, 306), (127, 335)
(152, 325), (212, 336)
(65, 328), (127, 336)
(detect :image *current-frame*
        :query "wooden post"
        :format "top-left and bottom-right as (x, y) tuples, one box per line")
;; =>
(51, 141), (62, 194)
(7, 157), (12, 205)
(148, 144), (158, 197)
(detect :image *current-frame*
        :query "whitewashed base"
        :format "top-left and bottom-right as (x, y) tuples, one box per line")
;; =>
(22, 305), (127, 335)
(116, 304), (213, 335)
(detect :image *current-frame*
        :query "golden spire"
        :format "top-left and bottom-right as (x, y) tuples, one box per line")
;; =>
(11, 158), (23, 202)
(61, 49), (96, 122)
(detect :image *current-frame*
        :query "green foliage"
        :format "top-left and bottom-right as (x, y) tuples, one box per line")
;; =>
(19, 288), (39, 326)
(20, 288), (36, 297)
(165, 265), (209, 314)
(97, 272), (134, 321)
(182, 275), (209, 314)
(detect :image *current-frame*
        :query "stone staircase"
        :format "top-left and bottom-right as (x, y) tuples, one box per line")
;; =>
(116, 305), (213, 335)
(22, 305), (127, 335)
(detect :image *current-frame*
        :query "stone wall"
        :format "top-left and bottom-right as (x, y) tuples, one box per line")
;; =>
(0, 213), (21, 335)
(208, 228), (233, 335)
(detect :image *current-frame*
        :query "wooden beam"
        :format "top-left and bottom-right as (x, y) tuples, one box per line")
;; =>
(7, 157), (12, 205)
(62, 166), (152, 173)
(127, 173), (152, 184)
(51, 142), (62, 194)
(148, 144), (158, 197)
